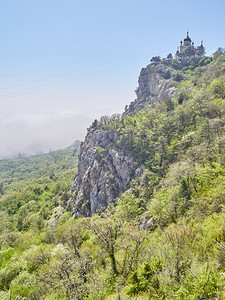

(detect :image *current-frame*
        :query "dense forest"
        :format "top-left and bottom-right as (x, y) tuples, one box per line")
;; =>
(1, 49), (225, 299)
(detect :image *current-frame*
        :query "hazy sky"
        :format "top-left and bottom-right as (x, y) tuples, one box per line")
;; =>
(0, 0), (225, 158)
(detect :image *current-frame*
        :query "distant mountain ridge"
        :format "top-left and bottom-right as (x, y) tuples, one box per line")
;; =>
(0, 140), (81, 161)
(0, 140), (80, 187)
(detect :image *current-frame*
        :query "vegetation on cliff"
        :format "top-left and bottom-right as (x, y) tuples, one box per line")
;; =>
(0, 49), (225, 299)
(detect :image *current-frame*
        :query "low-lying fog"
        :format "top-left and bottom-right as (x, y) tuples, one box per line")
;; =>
(0, 110), (91, 159)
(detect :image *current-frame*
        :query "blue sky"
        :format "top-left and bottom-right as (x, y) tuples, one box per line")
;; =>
(0, 0), (225, 157)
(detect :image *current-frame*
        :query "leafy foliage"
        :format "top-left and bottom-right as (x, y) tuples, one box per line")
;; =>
(1, 51), (225, 299)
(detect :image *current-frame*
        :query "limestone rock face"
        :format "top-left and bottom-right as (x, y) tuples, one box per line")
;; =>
(70, 61), (183, 216)
(124, 63), (181, 115)
(71, 129), (135, 216)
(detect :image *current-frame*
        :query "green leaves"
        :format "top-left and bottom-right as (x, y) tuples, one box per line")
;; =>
(209, 76), (225, 99)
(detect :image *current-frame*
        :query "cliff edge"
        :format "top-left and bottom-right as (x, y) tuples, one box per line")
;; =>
(70, 60), (183, 216)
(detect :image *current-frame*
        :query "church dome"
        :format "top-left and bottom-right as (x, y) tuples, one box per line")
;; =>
(184, 32), (191, 42)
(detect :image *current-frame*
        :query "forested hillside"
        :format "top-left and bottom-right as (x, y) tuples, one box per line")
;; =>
(1, 50), (225, 299)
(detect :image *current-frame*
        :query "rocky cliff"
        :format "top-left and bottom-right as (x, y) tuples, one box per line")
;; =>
(70, 61), (183, 216)
(70, 128), (138, 216)
(124, 62), (182, 115)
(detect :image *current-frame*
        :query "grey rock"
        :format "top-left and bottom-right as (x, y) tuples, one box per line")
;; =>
(124, 63), (181, 116)
(71, 129), (135, 216)
(70, 61), (183, 216)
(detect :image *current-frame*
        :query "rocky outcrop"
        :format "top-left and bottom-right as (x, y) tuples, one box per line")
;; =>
(124, 62), (182, 115)
(70, 61), (184, 216)
(70, 129), (137, 216)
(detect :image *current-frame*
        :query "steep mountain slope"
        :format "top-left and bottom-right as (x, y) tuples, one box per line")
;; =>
(71, 60), (186, 216)
(1, 49), (225, 300)
(70, 52), (223, 217)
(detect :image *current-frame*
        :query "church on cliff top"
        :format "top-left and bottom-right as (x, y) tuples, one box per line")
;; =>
(175, 32), (205, 58)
